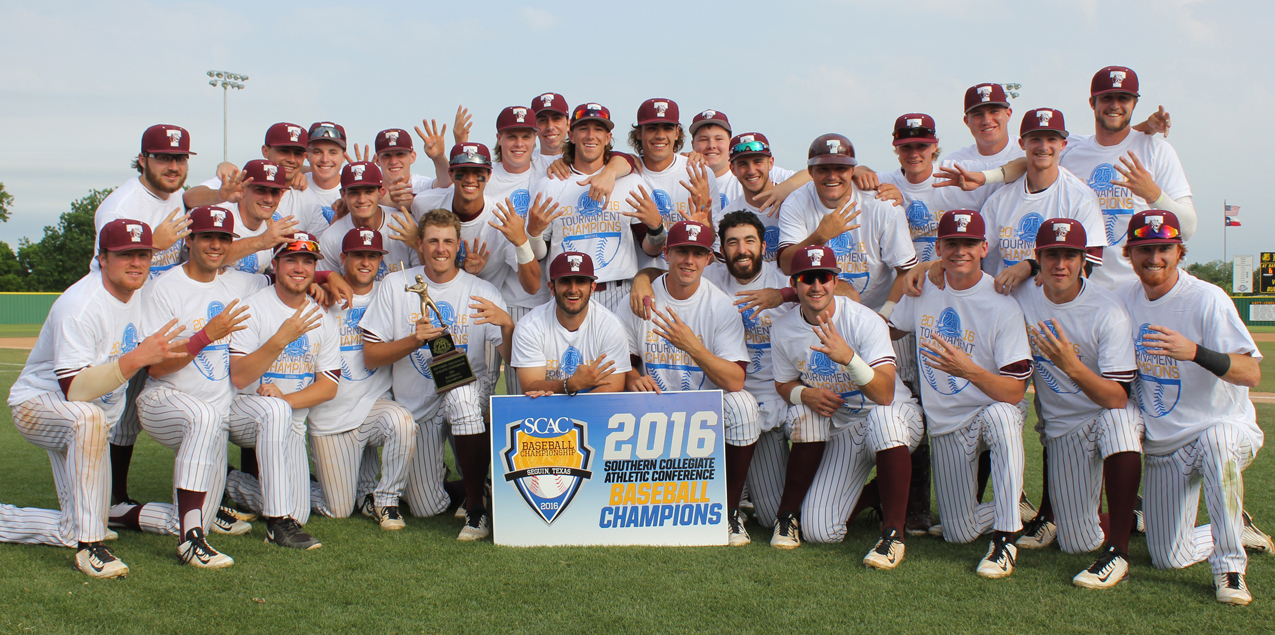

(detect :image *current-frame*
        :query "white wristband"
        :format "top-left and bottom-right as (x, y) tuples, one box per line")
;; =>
(789, 385), (806, 405)
(981, 167), (1005, 185)
(647, 227), (667, 245)
(529, 235), (547, 260)
(844, 352), (876, 387)
(879, 300), (897, 320)
(515, 241), (535, 265)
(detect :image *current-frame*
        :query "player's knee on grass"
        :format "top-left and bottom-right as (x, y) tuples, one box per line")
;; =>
(723, 390), (760, 446)
(785, 403), (831, 444)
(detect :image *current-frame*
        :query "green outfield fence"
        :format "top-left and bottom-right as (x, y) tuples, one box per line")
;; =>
(0, 292), (1271, 327)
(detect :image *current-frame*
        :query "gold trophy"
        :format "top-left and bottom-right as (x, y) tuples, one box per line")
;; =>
(405, 273), (476, 392)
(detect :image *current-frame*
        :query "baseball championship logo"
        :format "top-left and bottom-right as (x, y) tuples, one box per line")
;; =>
(1087, 164), (1134, 245)
(920, 308), (971, 395)
(905, 200), (938, 262)
(501, 415), (594, 524)
(1134, 322), (1181, 417)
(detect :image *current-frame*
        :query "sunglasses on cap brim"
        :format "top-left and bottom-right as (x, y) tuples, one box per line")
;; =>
(309, 125), (344, 141)
(275, 239), (320, 256)
(893, 127), (936, 141)
(1131, 223), (1180, 241)
(731, 140), (769, 155)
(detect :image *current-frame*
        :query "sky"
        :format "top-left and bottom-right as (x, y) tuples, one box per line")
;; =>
(1, 0), (1270, 268)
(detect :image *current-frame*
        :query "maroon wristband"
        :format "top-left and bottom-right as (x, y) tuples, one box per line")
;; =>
(315, 270), (332, 285)
(185, 328), (213, 357)
(779, 287), (798, 304)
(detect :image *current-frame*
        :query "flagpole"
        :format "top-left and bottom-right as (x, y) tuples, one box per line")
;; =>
(1223, 200), (1228, 264)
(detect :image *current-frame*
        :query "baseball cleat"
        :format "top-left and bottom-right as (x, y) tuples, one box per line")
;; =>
(1019, 494), (1038, 525)
(372, 505), (406, 531)
(728, 508), (750, 547)
(1016, 517), (1057, 549)
(863, 527), (906, 570)
(1134, 496), (1145, 533)
(1073, 546), (1129, 589)
(739, 497), (755, 517)
(104, 529), (118, 541)
(1241, 511), (1274, 553)
(264, 517), (321, 551)
(928, 523), (944, 538)
(178, 528), (234, 569)
(1215, 572), (1252, 606)
(221, 506), (257, 523)
(211, 506), (252, 536)
(454, 497), (467, 520)
(75, 542), (128, 579)
(458, 512), (490, 541)
(905, 511), (934, 536)
(770, 513), (801, 550)
(355, 494), (375, 518)
(976, 537), (1017, 579)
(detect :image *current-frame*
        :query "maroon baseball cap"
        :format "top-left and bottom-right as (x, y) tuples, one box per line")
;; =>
(448, 143), (493, 169)
(689, 109), (730, 136)
(1126, 210), (1183, 246)
(570, 102), (614, 131)
(729, 132), (772, 161)
(341, 161), (383, 189)
(375, 128), (413, 153)
(964, 83), (1011, 114)
(788, 246), (839, 275)
(265, 122), (309, 149)
(273, 232), (321, 259)
(189, 206), (238, 237)
(666, 221), (714, 251)
(141, 124), (196, 155)
(1091, 66), (1139, 98)
(892, 113), (938, 146)
(532, 92), (569, 117)
(99, 219), (155, 252)
(496, 106), (537, 133)
(936, 210), (986, 240)
(807, 133), (857, 167)
(1034, 219), (1086, 252)
(636, 98), (680, 126)
(341, 227), (388, 255)
(241, 159), (287, 189)
(549, 251), (597, 280)
(1020, 108), (1068, 138)
(308, 122), (347, 149)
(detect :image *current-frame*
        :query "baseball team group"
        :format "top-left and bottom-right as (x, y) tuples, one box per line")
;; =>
(0, 63), (1268, 606)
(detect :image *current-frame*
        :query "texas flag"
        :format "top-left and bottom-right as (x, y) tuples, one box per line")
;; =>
(1226, 217), (1242, 227)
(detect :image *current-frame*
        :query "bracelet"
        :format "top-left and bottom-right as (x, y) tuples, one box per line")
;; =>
(514, 241), (535, 265)
(1027, 259), (1041, 277)
(789, 385), (806, 405)
(843, 351), (876, 387)
(1192, 344), (1231, 378)
(563, 376), (579, 396)
(185, 328), (214, 357)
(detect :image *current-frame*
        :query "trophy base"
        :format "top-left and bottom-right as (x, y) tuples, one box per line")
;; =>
(425, 332), (477, 393)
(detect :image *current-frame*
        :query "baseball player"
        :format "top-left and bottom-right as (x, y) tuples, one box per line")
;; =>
(3, 219), (183, 578)
(625, 220), (760, 544)
(318, 161), (419, 280)
(308, 228), (418, 530)
(945, 83), (1025, 172)
(531, 92), (570, 169)
(91, 125), (195, 511)
(1009, 219), (1144, 588)
(512, 251), (631, 396)
(770, 245), (921, 567)
(290, 121), (349, 237)
(690, 111), (809, 215)
(1119, 210), (1264, 605)
(531, 102), (663, 316)
(185, 122), (308, 217)
(222, 159), (299, 275)
(888, 210), (1032, 579)
(121, 207), (288, 567)
(361, 209), (514, 541)
(222, 232), (340, 550)
(709, 133), (787, 264)
(373, 124), (452, 199)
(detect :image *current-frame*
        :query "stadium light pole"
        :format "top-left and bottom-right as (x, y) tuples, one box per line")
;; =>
(207, 70), (248, 163)
(1002, 83), (1022, 99)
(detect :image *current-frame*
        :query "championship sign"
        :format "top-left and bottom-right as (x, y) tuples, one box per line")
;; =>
(490, 391), (727, 547)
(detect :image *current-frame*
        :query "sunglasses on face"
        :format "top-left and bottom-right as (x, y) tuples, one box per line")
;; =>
(796, 270), (836, 286)
(147, 153), (189, 165)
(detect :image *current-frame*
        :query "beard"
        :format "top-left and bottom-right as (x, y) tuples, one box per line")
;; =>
(554, 289), (591, 316)
(143, 166), (188, 194)
(725, 252), (761, 280)
(1097, 111), (1132, 134)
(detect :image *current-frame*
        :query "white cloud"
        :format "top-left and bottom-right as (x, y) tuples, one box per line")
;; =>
(520, 7), (556, 31)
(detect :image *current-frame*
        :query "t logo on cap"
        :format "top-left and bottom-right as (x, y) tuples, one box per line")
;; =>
(1110, 70), (1126, 87)
(167, 129), (183, 146)
(702, 109), (716, 118)
(907, 118), (923, 128)
(955, 214), (972, 232)
(567, 254), (583, 271)
(288, 126), (302, 142)
(1037, 111), (1054, 126)
(1053, 222), (1070, 241)
(827, 139), (843, 153)
(385, 131), (400, 146)
(263, 164), (278, 180)
(127, 224), (144, 242)
(686, 224), (702, 241)
(464, 145), (479, 158)
(351, 164), (367, 180)
(1147, 215), (1164, 232)
(541, 94), (555, 108)
(514, 107), (527, 123)
(978, 85), (993, 101)
(212, 209), (226, 227)
(360, 229), (375, 246)
(807, 248), (824, 267)
(654, 102), (669, 117)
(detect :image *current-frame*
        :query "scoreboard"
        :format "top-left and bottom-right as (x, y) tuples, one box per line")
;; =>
(1262, 252), (1275, 294)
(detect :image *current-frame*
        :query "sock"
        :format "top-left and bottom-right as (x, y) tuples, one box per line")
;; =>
(724, 443), (756, 511)
(975, 450), (991, 503)
(875, 446), (912, 534)
(1103, 451), (1141, 553)
(1037, 446), (1053, 522)
(905, 439), (931, 517)
(176, 489), (206, 538)
(777, 442), (826, 518)
(453, 432), (490, 518)
(108, 503), (142, 530)
(241, 449), (259, 478)
(110, 443), (134, 503)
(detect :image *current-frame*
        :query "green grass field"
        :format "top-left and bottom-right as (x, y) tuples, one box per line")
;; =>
(0, 352), (1273, 633)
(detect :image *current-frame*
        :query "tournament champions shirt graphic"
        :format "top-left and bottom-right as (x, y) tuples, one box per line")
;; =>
(890, 273), (1031, 435)
(536, 171), (644, 283)
(979, 169), (1106, 274)
(878, 168), (992, 264)
(308, 292), (393, 437)
(511, 300), (632, 384)
(628, 276), (748, 393)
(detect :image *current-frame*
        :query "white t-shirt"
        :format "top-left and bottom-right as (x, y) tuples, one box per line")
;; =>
(91, 176), (186, 280)
(890, 273), (1032, 436)
(978, 168), (1106, 274)
(485, 163), (551, 308)
(628, 276), (748, 392)
(631, 154), (722, 269)
(713, 195), (779, 262)
(1061, 133), (1192, 290)
(716, 166), (797, 211)
(317, 208), (420, 281)
(307, 291), (393, 436)
(293, 173), (341, 237)
(409, 189), (513, 293)
(537, 168), (644, 284)
(946, 138), (1025, 197)
(511, 300), (632, 385)
(1013, 279), (1137, 438)
(140, 266), (270, 414)
(229, 287), (341, 424)
(1119, 271), (1263, 455)
(227, 206), (274, 275)
(410, 173), (436, 194)
(360, 268), (507, 421)
(716, 261), (794, 403)
(879, 168), (993, 264)
(772, 296), (911, 427)
(9, 273), (144, 423)
(777, 182), (917, 311)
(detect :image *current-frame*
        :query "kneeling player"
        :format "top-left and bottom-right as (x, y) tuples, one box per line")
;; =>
(889, 210), (1032, 579)
(770, 246), (921, 568)
(1011, 220), (1143, 588)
